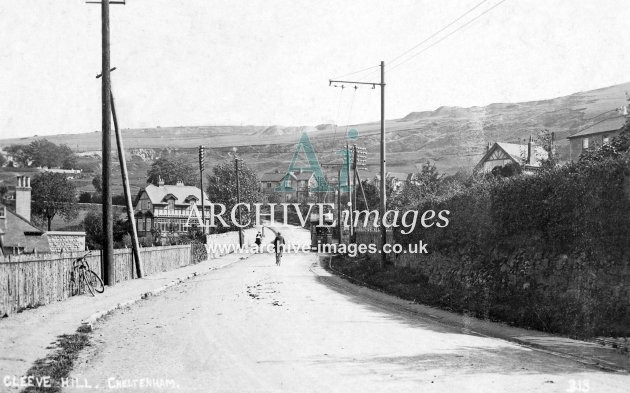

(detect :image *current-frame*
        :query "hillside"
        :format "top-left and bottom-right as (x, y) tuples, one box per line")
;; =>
(1, 82), (629, 188)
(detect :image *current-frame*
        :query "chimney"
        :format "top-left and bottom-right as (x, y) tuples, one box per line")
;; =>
(527, 135), (533, 165)
(176, 180), (184, 187)
(158, 176), (164, 187)
(486, 142), (492, 152)
(15, 176), (31, 221)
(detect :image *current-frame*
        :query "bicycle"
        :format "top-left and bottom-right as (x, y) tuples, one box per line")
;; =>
(70, 251), (105, 296)
(275, 246), (283, 266)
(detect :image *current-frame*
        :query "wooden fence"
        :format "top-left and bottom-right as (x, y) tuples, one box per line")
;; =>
(0, 245), (191, 317)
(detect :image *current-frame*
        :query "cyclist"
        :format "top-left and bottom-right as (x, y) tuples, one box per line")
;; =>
(273, 232), (285, 265)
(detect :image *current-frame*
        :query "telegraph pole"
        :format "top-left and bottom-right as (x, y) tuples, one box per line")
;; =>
(379, 61), (386, 266)
(233, 148), (243, 247)
(345, 142), (352, 239)
(352, 145), (357, 212)
(100, 0), (113, 285)
(88, 0), (126, 283)
(199, 146), (206, 234)
(329, 61), (386, 266)
(96, 66), (144, 279)
(337, 169), (342, 243)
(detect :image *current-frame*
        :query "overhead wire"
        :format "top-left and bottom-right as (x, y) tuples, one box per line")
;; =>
(331, 64), (380, 80)
(388, 0), (509, 73)
(388, 0), (490, 67)
(346, 0), (499, 83)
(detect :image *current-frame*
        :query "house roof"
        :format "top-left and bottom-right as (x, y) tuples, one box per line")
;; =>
(294, 171), (315, 181)
(141, 183), (210, 206)
(260, 172), (285, 182)
(387, 172), (411, 181)
(476, 142), (548, 170)
(0, 203), (50, 253)
(567, 116), (627, 139)
(260, 172), (296, 182)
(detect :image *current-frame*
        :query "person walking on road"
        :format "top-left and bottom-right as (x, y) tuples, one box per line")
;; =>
(273, 232), (285, 265)
(255, 231), (263, 253)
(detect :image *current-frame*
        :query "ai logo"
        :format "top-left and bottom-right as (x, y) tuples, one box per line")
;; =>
(278, 129), (358, 193)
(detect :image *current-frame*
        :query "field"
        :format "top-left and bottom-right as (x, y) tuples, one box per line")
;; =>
(1, 81), (628, 192)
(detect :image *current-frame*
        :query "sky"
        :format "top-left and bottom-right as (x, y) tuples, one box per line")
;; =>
(0, 0), (629, 139)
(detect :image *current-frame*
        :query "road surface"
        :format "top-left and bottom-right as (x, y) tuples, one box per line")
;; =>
(66, 229), (628, 392)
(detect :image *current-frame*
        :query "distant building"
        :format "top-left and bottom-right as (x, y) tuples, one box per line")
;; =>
(567, 116), (627, 161)
(373, 172), (413, 191)
(475, 137), (548, 173)
(0, 176), (85, 256)
(294, 170), (318, 200)
(134, 178), (211, 238)
(260, 169), (325, 201)
(259, 171), (297, 201)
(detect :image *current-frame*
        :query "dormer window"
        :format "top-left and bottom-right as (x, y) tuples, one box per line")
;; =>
(168, 200), (175, 211)
(184, 195), (199, 206)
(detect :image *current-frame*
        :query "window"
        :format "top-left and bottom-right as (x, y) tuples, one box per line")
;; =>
(267, 182), (272, 189)
(582, 138), (589, 149)
(168, 200), (175, 211)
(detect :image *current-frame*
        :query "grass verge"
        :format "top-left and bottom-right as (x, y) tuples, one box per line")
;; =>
(22, 331), (91, 392)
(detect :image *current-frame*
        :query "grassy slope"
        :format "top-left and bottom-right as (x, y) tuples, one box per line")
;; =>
(1, 82), (628, 184)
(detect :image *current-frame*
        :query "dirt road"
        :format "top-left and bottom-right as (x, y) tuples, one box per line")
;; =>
(66, 231), (628, 392)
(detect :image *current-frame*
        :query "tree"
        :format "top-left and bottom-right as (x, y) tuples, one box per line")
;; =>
(92, 174), (103, 194)
(83, 211), (103, 250)
(490, 162), (522, 178)
(5, 144), (30, 166)
(391, 162), (445, 209)
(26, 139), (77, 168)
(83, 211), (130, 249)
(0, 183), (8, 201)
(579, 120), (630, 164)
(0, 151), (6, 167)
(60, 144), (78, 169)
(4, 139), (77, 169)
(535, 128), (558, 168)
(31, 172), (77, 230)
(206, 159), (263, 231)
(146, 156), (199, 186)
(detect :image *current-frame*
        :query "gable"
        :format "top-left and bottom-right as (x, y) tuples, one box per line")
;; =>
(487, 147), (512, 161)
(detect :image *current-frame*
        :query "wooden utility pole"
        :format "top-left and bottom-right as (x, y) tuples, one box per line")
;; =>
(96, 66), (144, 278)
(88, 0), (126, 283)
(111, 90), (144, 278)
(199, 146), (206, 234)
(352, 145), (357, 208)
(345, 142), (352, 239)
(234, 154), (243, 247)
(329, 60), (386, 265)
(379, 61), (386, 266)
(101, 0), (114, 285)
(337, 168), (342, 243)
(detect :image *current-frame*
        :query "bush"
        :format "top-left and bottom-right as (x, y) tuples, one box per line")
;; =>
(378, 154), (630, 337)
